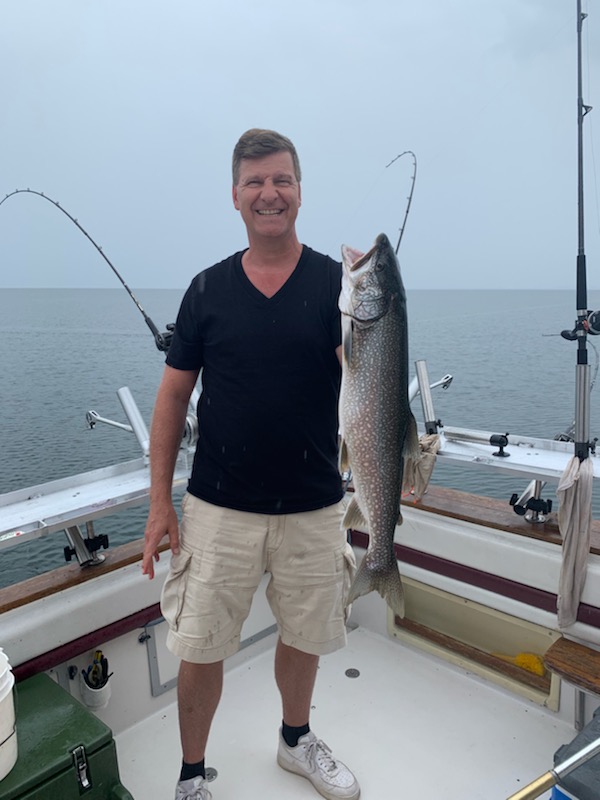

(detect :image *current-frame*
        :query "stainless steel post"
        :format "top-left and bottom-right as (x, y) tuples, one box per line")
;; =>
(415, 360), (438, 434)
(117, 386), (150, 456)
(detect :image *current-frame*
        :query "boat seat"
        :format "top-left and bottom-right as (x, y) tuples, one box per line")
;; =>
(544, 637), (600, 696)
(545, 637), (600, 729)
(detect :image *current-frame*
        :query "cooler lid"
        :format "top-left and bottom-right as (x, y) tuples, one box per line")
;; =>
(554, 706), (600, 800)
(0, 673), (113, 799)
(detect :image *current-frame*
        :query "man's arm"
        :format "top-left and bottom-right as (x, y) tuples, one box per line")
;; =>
(142, 364), (199, 579)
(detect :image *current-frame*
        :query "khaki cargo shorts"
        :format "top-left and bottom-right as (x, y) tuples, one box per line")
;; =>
(160, 494), (356, 664)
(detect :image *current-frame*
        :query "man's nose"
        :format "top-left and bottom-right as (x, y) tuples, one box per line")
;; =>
(260, 179), (279, 202)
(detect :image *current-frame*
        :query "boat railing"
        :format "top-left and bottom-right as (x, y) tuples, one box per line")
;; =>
(0, 365), (598, 565)
(0, 384), (199, 556)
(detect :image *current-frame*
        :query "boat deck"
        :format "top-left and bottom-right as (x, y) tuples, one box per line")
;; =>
(115, 624), (577, 800)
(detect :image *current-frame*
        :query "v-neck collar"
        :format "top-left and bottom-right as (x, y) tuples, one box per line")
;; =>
(235, 246), (307, 305)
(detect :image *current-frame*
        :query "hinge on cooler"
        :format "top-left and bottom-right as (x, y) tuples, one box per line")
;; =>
(71, 744), (92, 790)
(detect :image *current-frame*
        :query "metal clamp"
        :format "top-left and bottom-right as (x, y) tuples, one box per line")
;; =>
(71, 744), (91, 790)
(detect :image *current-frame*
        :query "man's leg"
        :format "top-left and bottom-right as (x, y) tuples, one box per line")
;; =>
(275, 639), (360, 799)
(178, 659), (224, 763)
(275, 639), (319, 726)
(271, 505), (360, 798)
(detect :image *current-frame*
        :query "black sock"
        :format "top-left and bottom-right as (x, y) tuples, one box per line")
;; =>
(282, 721), (310, 747)
(180, 760), (206, 781)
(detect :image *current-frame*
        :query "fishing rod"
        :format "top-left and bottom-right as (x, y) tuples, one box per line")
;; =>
(385, 150), (417, 255)
(0, 188), (174, 352)
(560, 0), (598, 461)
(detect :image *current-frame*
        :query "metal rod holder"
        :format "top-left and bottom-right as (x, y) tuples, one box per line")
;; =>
(575, 362), (591, 458)
(117, 387), (150, 456)
(414, 360), (439, 434)
(64, 524), (105, 567)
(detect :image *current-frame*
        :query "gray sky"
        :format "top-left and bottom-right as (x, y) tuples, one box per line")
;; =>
(2, 0), (599, 289)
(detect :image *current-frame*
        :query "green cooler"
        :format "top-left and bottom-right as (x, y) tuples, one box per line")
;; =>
(0, 674), (133, 800)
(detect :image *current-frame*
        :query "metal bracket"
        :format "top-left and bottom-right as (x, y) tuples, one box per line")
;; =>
(139, 618), (279, 697)
(139, 620), (178, 698)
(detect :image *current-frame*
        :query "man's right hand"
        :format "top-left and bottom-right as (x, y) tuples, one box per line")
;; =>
(142, 502), (180, 580)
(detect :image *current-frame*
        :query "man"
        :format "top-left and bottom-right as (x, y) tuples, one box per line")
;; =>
(142, 129), (359, 800)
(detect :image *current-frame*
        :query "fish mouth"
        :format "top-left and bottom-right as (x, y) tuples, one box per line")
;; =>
(343, 233), (391, 272)
(350, 242), (378, 272)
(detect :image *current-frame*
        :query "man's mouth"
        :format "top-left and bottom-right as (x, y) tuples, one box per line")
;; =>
(256, 209), (283, 215)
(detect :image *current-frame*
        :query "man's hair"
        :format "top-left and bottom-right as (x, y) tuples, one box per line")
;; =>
(232, 129), (302, 185)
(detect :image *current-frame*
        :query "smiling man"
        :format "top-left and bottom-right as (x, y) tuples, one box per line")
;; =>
(142, 129), (360, 800)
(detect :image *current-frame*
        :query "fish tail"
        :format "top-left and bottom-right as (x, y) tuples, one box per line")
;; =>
(347, 558), (405, 618)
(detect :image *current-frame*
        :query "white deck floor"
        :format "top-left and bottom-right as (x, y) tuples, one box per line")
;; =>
(115, 625), (578, 800)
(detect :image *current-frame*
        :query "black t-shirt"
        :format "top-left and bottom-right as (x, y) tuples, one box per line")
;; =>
(166, 245), (343, 514)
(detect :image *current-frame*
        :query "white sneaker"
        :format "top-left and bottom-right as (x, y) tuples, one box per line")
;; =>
(277, 729), (360, 800)
(175, 776), (213, 800)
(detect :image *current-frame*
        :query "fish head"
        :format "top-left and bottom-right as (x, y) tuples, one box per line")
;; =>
(339, 233), (404, 325)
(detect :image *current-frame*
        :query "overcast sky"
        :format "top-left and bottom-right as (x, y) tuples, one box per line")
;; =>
(2, 0), (599, 289)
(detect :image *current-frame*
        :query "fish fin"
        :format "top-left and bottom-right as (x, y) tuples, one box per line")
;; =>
(347, 558), (405, 618)
(341, 496), (368, 531)
(339, 437), (350, 473)
(341, 316), (353, 364)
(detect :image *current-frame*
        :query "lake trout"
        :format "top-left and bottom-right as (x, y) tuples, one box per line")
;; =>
(339, 232), (420, 617)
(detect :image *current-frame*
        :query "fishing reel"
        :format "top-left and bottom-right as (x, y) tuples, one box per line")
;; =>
(153, 323), (175, 352)
(561, 310), (600, 340)
(587, 311), (600, 334)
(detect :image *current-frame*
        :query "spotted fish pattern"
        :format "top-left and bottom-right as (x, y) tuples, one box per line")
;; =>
(338, 233), (420, 617)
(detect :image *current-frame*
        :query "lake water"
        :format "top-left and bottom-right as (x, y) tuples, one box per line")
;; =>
(2, 287), (600, 588)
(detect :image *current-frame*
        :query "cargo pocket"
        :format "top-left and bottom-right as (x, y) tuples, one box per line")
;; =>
(160, 548), (193, 632)
(342, 542), (357, 624)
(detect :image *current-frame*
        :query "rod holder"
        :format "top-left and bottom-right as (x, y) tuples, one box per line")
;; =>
(414, 360), (440, 434)
(117, 387), (150, 456)
(63, 524), (107, 567)
(443, 427), (510, 456)
(509, 480), (551, 523)
(574, 362), (591, 459)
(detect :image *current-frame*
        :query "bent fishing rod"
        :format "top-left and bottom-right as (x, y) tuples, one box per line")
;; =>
(0, 188), (174, 352)
(385, 150), (417, 255)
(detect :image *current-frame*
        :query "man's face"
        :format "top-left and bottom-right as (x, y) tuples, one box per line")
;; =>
(232, 151), (301, 242)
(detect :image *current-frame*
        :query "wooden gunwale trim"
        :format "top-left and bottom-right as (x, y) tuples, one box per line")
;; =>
(1, 483), (599, 616)
(406, 484), (600, 553)
(0, 539), (170, 615)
